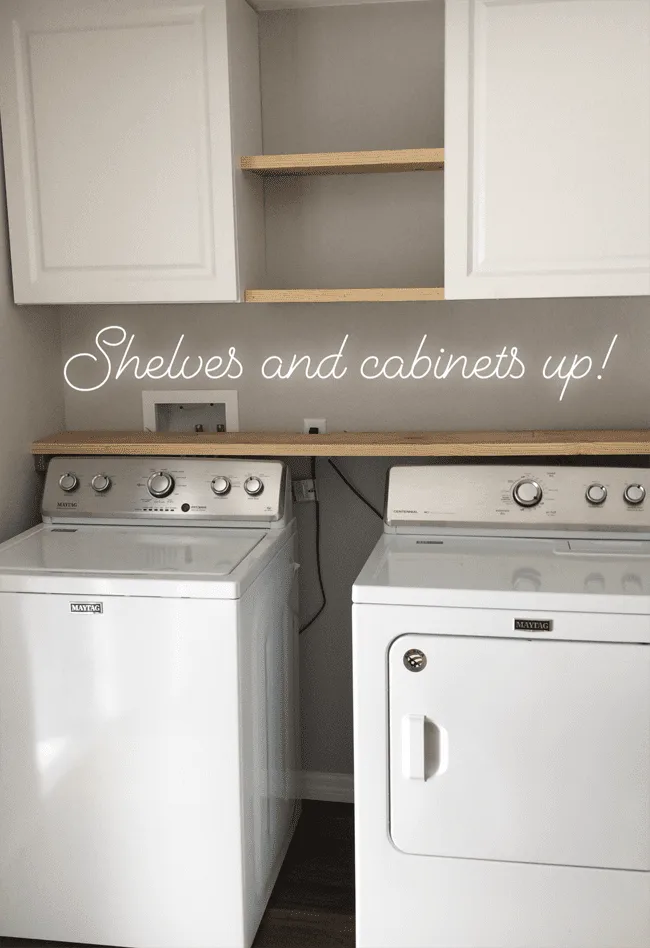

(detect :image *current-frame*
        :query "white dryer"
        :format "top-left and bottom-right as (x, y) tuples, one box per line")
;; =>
(0, 456), (299, 948)
(353, 464), (650, 948)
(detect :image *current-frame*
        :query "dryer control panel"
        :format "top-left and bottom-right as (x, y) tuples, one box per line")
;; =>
(42, 457), (290, 526)
(386, 465), (650, 534)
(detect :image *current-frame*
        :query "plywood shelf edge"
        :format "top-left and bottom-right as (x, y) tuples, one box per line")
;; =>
(241, 147), (444, 175)
(244, 287), (445, 303)
(32, 430), (650, 462)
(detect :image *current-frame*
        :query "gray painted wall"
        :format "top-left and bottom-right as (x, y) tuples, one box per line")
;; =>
(58, 2), (650, 776)
(260, 1), (444, 290)
(61, 299), (650, 434)
(0, 143), (64, 542)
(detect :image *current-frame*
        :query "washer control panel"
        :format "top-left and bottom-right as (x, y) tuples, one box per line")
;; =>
(43, 457), (288, 525)
(386, 465), (650, 532)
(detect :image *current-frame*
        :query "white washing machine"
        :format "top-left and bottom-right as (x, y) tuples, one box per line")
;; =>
(0, 456), (299, 948)
(353, 464), (650, 948)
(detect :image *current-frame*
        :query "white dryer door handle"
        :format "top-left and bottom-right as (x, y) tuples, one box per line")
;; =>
(401, 714), (449, 781)
(402, 714), (426, 780)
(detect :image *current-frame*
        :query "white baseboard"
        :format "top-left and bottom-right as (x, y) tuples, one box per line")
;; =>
(299, 770), (354, 803)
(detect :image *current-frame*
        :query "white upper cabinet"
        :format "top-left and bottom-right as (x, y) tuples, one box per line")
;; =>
(0, 0), (263, 304)
(445, 0), (650, 300)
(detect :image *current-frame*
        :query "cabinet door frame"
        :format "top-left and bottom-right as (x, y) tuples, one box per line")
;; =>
(444, 0), (650, 300)
(0, 0), (243, 304)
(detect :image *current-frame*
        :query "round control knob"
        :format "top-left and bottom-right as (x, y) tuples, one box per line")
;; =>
(91, 474), (111, 494)
(624, 483), (646, 506)
(244, 476), (264, 497)
(211, 476), (231, 496)
(147, 471), (175, 498)
(58, 472), (78, 492)
(586, 483), (607, 505)
(513, 479), (543, 508)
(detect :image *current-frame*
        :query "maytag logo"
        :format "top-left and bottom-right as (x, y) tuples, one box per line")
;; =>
(70, 602), (103, 614)
(57, 501), (78, 508)
(514, 618), (553, 632)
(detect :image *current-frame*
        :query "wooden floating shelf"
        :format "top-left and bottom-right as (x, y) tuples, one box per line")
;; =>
(244, 287), (445, 303)
(242, 149), (445, 303)
(240, 147), (444, 176)
(32, 430), (650, 461)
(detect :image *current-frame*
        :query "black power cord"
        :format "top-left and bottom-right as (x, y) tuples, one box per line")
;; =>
(327, 458), (383, 520)
(298, 457), (326, 636)
(298, 458), (382, 636)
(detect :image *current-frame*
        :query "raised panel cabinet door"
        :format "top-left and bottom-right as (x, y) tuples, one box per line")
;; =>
(445, 0), (650, 299)
(0, 0), (257, 304)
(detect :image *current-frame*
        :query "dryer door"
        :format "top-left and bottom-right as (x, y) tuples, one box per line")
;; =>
(388, 632), (650, 871)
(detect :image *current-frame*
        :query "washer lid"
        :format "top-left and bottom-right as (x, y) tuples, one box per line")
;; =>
(0, 525), (266, 579)
(353, 534), (650, 611)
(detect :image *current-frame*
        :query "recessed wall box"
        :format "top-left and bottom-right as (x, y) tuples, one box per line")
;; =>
(142, 391), (239, 433)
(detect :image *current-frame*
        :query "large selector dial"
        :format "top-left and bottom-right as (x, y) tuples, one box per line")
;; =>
(244, 476), (264, 497)
(58, 472), (78, 492)
(147, 471), (175, 498)
(624, 483), (646, 506)
(512, 478), (543, 508)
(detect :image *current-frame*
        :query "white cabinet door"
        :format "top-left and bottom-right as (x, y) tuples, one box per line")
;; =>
(389, 632), (650, 871)
(0, 0), (262, 304)
(445, 0), (650, 299)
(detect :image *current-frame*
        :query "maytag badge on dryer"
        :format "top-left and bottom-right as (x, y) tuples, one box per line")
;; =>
(70, 602), (103, 614)
(514, 618), (553, 632)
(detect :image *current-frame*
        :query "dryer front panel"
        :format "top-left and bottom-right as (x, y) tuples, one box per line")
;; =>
(388, 631), (650, 871)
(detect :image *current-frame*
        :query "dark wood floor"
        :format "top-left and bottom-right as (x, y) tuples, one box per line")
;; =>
(0, 801), (355, 948)
(254, 801), (354, 947)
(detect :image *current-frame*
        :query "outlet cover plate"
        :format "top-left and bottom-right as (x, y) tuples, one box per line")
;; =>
(293, 479), (317, 503)
(303, 418), (327, 434)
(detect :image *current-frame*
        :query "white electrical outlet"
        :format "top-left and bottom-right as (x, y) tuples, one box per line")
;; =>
(293, 479), (318, 503)
(303, 418), (327, 434)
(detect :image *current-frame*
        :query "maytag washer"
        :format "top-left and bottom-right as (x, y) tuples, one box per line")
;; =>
(0, 456), (299, 948)
(353, 464), (650, 948)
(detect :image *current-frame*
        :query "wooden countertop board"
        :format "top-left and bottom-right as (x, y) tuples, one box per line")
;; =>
(32, 430), (650, 459)
(240, 148), (444, 175)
